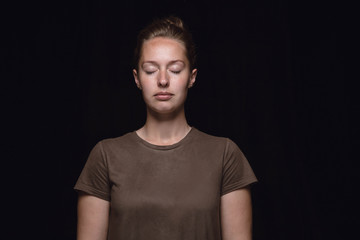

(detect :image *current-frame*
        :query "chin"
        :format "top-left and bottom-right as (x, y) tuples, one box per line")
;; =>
(147, 104), (183, 115)
(152, 107), (177, 115)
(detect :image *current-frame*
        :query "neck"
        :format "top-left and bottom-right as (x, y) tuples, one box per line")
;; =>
(136, 106), (191, 146)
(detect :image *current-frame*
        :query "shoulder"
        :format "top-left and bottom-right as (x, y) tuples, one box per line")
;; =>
(192, 128), (226, 142)
(94, 131), (137, 153)
(191, 128), (240, 152)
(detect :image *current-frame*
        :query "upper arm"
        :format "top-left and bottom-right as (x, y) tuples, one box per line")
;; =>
(221, 187), (253, 240)
(77, 192), (110, 240)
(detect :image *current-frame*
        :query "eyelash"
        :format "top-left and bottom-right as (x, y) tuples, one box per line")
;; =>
(145, 70), (181, 75)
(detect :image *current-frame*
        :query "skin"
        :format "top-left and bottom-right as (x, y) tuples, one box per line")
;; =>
(77, 192), (109, 240)
(221, 188), (253, 240)
(77, 36), (253, 240)
(133, 37), (197, 145)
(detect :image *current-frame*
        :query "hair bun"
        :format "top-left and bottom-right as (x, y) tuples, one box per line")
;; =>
(134, 15), (196, 70)
(163, 16), (184, 29)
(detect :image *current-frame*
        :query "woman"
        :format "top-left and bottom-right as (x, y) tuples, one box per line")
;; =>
(75, 16), (257, 240)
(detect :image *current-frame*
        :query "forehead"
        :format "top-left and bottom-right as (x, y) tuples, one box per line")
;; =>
(140, 37), (187, 62)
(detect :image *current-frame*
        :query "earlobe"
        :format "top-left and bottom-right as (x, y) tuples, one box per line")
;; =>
(133, 69), (142, 90)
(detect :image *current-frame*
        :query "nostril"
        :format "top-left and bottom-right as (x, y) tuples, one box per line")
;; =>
(158, 78), (169, 87)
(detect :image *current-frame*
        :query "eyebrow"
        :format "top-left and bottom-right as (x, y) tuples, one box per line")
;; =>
(142, 60), (186, 67)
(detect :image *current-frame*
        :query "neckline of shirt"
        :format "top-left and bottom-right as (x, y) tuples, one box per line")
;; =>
(132, 127), (196, 150)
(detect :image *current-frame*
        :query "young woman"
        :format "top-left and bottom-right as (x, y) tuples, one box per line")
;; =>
(75, 16), (257, 240)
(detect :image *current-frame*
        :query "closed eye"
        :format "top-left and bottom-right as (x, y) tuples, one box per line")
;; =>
(170, 70), (181, 74)
(145, 71), (156, 75)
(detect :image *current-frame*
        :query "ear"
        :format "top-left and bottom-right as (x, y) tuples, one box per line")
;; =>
(133, 69), (142, 90)
(188, 68), (197, 88)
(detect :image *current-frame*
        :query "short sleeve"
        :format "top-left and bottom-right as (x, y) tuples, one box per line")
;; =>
(221, 139), (258, 196)
(74, 141), (111, 201)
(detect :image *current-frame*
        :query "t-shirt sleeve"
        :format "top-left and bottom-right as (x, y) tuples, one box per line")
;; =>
(74, 141), (111, 201)
(221, 139), (258, 196)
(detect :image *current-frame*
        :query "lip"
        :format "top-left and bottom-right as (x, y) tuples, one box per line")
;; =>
(154, 92), (174, 101)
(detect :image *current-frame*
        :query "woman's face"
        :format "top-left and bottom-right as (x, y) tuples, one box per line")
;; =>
(133, 37), (197, 115)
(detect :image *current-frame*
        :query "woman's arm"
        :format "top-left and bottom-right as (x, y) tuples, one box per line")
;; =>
(77, 192), (110, 240)
(221, 187), (253, 240)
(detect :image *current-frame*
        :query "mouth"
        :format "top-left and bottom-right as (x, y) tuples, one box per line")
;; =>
(154, 92), (174, 101)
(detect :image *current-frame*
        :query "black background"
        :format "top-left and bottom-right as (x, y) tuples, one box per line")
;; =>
(2, 0), (356, 239)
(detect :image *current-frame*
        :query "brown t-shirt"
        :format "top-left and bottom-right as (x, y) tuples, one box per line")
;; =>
(74, 128), (257, 240)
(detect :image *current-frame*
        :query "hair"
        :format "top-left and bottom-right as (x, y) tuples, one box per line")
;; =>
(133, 16), (197, 71)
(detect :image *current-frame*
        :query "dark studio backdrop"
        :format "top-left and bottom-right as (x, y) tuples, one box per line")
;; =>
(2, 0), (355, 239)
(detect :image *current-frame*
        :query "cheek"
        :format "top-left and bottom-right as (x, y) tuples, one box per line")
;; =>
(179, 75), (192, 89)
(137, 76), (153, 90)
(141, 85), (153, 97)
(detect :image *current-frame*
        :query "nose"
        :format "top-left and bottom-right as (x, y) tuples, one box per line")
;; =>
(158, 69), (169, 88)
